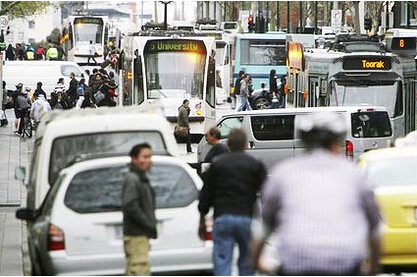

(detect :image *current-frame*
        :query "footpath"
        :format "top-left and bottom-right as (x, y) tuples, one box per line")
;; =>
(0, 108), (31, 276)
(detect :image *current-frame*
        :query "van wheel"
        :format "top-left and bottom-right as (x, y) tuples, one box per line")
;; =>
(255, 97), (269, 110)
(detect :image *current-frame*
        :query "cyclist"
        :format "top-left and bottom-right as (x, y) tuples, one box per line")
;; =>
(16, 87), (32, 136)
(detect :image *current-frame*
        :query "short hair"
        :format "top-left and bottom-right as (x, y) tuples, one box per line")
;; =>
(129, 143), (152, 158)
(208, 127), (221, 140)
(182, 99), (189, 105)
(37, 81), (42, 87)
(227, 129), (247, 152)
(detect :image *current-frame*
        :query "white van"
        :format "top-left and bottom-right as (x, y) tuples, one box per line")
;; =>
(3, 61), (86, 97)
(17, 106), (179, 211)
(197, 106), (393, 169)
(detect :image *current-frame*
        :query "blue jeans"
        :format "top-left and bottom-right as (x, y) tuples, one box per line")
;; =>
(236, 96), (252, 112)
(213, 215), (254, 276)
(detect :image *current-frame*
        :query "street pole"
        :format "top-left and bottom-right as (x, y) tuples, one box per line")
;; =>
(287, 1), (290, 33)
(277, 2), (280, 31)
(159, 1), (172, 31)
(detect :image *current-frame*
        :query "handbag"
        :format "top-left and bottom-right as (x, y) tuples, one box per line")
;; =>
(174, 125), (188, 137)
(93, 90), (105, 104)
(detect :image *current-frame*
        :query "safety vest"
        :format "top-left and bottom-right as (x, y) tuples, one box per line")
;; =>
(46, 47), (58, 60)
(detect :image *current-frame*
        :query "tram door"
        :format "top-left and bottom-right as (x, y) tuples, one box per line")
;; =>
(309, 77), (320, 107)
(404, 79), (416, 134)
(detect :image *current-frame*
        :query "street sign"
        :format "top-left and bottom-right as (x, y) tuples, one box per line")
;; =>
(0, 16), (8, 29)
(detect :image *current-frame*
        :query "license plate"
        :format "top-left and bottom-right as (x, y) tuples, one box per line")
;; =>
(114, 225), (123, 240)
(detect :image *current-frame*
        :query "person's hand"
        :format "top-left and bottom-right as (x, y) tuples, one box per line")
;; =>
(198, 222), (206, 241)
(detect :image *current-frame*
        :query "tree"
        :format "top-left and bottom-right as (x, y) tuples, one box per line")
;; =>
(47, 28), (61, 45)
(0, 1), (50, 19)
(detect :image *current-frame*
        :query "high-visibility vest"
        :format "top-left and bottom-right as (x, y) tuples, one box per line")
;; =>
(46, 47), (58, 59)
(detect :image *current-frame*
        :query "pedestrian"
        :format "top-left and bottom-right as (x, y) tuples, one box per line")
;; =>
(11, 83), (23, 134)
(15, 43), (24, 60)
(203, 126), (228, 164)
(249, 111), (382, 276)
(87, 40), (97, 65)
(198, 128), (267, 276)
(75, 78), (87, 109)
(30, 91), (51, 128)
(34, 82), (47, 99)
(54, 78), (66, 94)
(178, 99), (192, 153)
(1, 81), (9, 127)
(24, 43), (35, 60)
(68, 72), (79, 108)
(5, 44), (15, 60)
(16, 87), (32, 135)
(236, 74), (252, 112)
(46, 44), (59, 60)
(122, 143), (157, 276)
(278, 75), (287, 108)
(35, 45), (46, 60)
(232, 70), (245, 109)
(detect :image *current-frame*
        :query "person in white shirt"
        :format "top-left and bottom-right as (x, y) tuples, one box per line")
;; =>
(30, 92), (51, 128)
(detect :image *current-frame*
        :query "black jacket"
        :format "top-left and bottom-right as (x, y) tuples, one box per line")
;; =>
(198, 151), (267, 218)
(122, 164), (157, 238)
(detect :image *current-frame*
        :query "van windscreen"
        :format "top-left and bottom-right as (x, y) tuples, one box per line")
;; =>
(49, 131), (166, 185)
(351, 111), (392, 138)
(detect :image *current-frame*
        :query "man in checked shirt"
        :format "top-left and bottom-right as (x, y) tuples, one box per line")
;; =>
(250, 111), (382, 276)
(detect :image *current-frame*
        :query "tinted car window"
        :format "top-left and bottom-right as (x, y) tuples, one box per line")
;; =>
(49, 131), (166, 185)
(351, 111), (392, 138)
(64, 163), (199, 213)
(251, 115), (295, 141)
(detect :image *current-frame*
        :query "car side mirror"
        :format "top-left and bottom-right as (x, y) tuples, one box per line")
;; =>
(14, 166), (26, 182)
(15, 208), (36, 222)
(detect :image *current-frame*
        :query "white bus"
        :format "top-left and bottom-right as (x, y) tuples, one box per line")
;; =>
(286, 37), (417, 139)
(120, 33), (216, 141)
(61, 16), (109, 66)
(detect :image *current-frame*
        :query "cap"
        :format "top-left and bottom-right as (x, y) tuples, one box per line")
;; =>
(297, 111), (347, 137)
(15, 83), (23, 89)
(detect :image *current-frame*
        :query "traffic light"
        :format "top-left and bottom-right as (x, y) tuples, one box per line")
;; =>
(248, 16), (255, 33)
(364, 18), (372, 31)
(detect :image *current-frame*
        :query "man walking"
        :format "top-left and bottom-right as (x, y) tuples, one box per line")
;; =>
(203, 126), (228, 164)
(250, 112), (382, 276)
(122, 143), (157, 276)
(68, 72), (79, 108)
(236, 74), (252, 112)
(198, 129), (267, 275)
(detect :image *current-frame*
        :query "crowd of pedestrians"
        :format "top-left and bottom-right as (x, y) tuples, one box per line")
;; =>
(1, 66), (118, 135)
(5, 42), (65, 61)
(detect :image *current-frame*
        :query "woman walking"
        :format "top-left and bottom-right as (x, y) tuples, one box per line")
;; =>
(178, 99), (193, 153)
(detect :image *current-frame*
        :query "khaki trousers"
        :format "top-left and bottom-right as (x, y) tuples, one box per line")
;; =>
(123, 235), (150, 276)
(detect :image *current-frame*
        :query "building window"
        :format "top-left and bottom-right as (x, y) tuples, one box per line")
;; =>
(28, 20), (35, 29)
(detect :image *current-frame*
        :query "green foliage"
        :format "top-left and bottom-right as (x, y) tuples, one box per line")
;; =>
(0, 1), (50, 19)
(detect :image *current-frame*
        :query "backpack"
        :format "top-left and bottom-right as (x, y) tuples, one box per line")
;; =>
(77, 84), (84, 96)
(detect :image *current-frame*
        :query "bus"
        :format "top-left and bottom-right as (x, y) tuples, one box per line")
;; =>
(61, 16), (109, 66)
(120, 33), (216, 141)
(232, 32), (287, 92)
(286, 36), (417, 139)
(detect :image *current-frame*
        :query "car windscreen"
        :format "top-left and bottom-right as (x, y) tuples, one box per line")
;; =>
(64, 163), (199, 213)
(49, 131), (166, 185)
(351, 111), (392, 138)
(366, 156), (417, 187)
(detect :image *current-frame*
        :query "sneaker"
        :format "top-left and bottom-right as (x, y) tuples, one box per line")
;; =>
(187, 151), (194, 154)
(14, 131), (20, 136)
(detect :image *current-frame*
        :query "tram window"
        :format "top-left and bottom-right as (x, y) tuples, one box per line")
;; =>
(394, 81), (403, 118)
(206, 55), (216, 108)
(251, 115), (295, 141)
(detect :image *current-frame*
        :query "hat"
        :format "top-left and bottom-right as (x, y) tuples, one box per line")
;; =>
(15, 83), (23, 89)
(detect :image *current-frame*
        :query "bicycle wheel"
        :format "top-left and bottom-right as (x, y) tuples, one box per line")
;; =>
(22, 117), (32, 138)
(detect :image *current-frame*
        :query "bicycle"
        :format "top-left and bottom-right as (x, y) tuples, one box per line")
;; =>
(19, 110), (33, 139)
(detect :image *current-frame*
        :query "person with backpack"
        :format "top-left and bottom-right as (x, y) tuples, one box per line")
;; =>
(75, 78), (87, 109)
(233, 70), (245, 110)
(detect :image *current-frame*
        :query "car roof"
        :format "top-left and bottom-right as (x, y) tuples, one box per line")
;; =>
(359, 146), (417, 162)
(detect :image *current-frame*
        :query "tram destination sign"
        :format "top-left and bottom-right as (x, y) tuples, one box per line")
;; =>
(145, 39), (206, 54)
(343, 56), (391, 71)
(74, 17), (103, 25)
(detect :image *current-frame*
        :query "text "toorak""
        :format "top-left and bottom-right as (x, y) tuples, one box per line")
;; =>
(362, 60), (385, 69)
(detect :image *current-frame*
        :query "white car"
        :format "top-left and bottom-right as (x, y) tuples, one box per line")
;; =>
(16, 155), (213, 275)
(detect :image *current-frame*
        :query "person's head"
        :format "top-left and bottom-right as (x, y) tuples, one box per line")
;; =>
(261, 82), (266, 89)
(205, 126), (222, 145)
(92, 68), (98, 74)
(297, 112), (347, 153)
(37, 82), (42, 89)
(90, 40), (93, 45)
(129, 143), (152, 172)
(239, 70), (245, 77)
(3, 81), (6, 89)
(85, 69), (90, 76)
(15, 82), (23, 90)
(270, 69), (276, 77)
(183, 99), (190, 107)
(79, 78), (85, 85)
(70, 72), (75, 79)
(227, 129), (247, 152)
(58, 78), (64, 84)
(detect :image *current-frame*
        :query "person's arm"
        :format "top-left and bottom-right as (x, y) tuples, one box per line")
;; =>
(197, 164), (216, 240)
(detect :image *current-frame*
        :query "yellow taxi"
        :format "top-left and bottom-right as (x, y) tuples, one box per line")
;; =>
(358, 146), (417, 272)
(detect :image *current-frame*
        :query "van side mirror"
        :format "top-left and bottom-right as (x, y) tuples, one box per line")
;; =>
(16, 208), (36, 222)
(14, 166), (26, 182)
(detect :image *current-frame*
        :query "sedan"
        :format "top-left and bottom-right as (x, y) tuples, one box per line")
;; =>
(358, 146), (417, 273)
(16, 155), (213, 275)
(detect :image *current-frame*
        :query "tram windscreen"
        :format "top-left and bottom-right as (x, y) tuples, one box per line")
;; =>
(144, 40), (207, 100)
(331, 81), (401, 118)
(74, 18), (104, 45)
